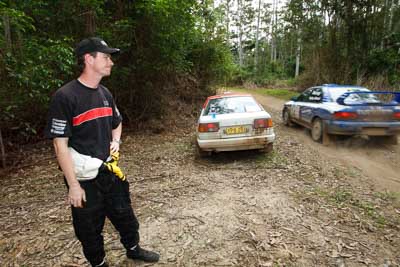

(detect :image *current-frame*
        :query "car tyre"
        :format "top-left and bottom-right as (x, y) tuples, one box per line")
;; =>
(260, 143), (273, 153)
(195, 143), (210, 158)
(311, 118), (331, 145)
(378, 135), (398, 145)
(282, 109), (293, 126)
(311, 118), (323, 142)
(311, 118), (332, 145)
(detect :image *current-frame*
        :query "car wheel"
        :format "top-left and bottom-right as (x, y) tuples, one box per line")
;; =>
(311, 118), (323, 142)
(311, 118), (332, 145)
(282, 109), (293, 126)
(387, 135), (398, 145)
(377, 135), (398, 145)
(260, 143), (273, 153)
(195, 143), (210, 157)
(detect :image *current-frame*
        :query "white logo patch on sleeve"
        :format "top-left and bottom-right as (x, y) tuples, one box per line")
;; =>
(50, 118), (67, 135)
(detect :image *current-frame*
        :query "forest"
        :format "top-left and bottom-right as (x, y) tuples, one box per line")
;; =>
(1, 0), (400, 163)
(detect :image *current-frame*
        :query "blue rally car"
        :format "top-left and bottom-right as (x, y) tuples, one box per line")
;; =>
(282, 84), (400, 145)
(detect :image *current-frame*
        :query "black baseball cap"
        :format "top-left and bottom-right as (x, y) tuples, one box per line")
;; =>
(75, 37), (120, 57)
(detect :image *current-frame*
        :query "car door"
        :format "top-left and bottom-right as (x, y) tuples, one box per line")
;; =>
(289, 88), (312, 124)
(300, 87), (323, 125)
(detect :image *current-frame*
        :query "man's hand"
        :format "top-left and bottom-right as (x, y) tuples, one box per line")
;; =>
(103, 151), (126, 181)
(110, 151), (120, 161)
(68, 184), (86, 208)
(110, 140), (120, 154)
(111, 123), (122, 154)
(104, 160), (126, 181)
(53, 138), (86, 208)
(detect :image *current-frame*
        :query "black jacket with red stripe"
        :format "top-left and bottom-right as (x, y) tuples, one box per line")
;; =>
(45, 79), (122, 161)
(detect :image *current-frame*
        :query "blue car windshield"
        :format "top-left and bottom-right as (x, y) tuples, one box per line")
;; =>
(205, 96), (262, 115)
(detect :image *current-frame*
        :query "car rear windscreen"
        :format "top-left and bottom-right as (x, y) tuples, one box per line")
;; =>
(329, 88), (370, 101)
(205, 96), (262, 115)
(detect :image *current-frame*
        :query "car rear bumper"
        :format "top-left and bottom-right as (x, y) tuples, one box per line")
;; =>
(197, 133), (275, 152)
(325, 120), (400, 136)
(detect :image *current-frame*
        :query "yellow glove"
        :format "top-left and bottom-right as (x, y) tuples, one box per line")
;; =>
(111, 151), (120, 161)
(104, 152), (126, 181)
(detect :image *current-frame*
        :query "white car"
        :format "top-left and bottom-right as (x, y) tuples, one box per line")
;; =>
(196, 92), (275, 156)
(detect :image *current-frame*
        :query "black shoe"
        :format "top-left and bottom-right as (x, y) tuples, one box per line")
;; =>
(127, 245), (160, 262)
(93, 261), (109, 267)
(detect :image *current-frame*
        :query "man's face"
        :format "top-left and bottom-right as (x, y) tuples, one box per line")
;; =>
(89, 52), (114, 77)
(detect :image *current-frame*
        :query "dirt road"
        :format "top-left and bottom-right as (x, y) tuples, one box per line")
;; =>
(0, 91), (399, 266)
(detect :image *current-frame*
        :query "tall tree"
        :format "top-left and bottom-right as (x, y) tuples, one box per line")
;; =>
(2, 14), (11, 52)
(254, 0), (261, 72)
(225, 0), (232, 44)
(388, 0), (399, 36)
(295, 28), (301, 77)
(270, 0), (278, 62)
(236, 0), (244, 67)
(232, 0), (255, 68)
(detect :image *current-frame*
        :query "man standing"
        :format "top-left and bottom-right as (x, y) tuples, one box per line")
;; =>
(45, 37), (159, 267)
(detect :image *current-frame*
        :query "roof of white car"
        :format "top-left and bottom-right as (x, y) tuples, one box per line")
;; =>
(207, 92), (252, 100)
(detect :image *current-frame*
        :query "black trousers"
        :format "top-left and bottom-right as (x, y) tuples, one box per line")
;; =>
(69, 172), (140, 266)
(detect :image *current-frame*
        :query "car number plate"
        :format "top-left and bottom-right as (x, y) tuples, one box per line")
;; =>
(362, 128), (387, 135)
(224, 126), (249, 135)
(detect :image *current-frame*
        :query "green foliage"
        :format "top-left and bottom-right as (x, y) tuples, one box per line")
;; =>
(283, 0), (400, 87)
(1, 0), (236, 146)
(331, 190), (352, 204)
(0, 5), (35, 34)
(1, 37), (74, 142)
(367, 47), (400, 84)
(0, 4), (73, 143)
(189, 37), (236, 88)
(5, 38), (74, 102)
(238, 61), (290, 86)
(283, 56), (303, 78)
(230, 66), (251, 85)
(256, 88), (299, 100)
(223, 86), (298, 100)
(102, 0), (235, 124)
(140, 0), (195, 72)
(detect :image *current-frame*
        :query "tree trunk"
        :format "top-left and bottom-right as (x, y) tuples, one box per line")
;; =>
(270, 0), (277, 62)
(3, 15), (12, 52)
(362, 3), (371, 62)
(115, 0), (124, 20)
(237, 0), (244, 67)
(254, 0), (261, 72)
(381, 0), (390, 48)
(295, 29), (301, 77)
(345, 1), (354, 62)
(226, 0), (230, 44)
(85, 9), (96, 35)
(389, 0), (397, 33)
(329, 1), (339, 82)
(0, 128), (5, 168)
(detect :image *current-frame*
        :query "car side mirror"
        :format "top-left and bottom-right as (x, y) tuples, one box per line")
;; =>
(291, 96), (298, 101)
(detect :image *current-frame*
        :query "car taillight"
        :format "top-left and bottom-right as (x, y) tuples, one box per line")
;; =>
(198, 123), (219, 132)
(393, 112), (400, 120)
(333, 111), (358, 120)
(253, 118), (273, 128)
